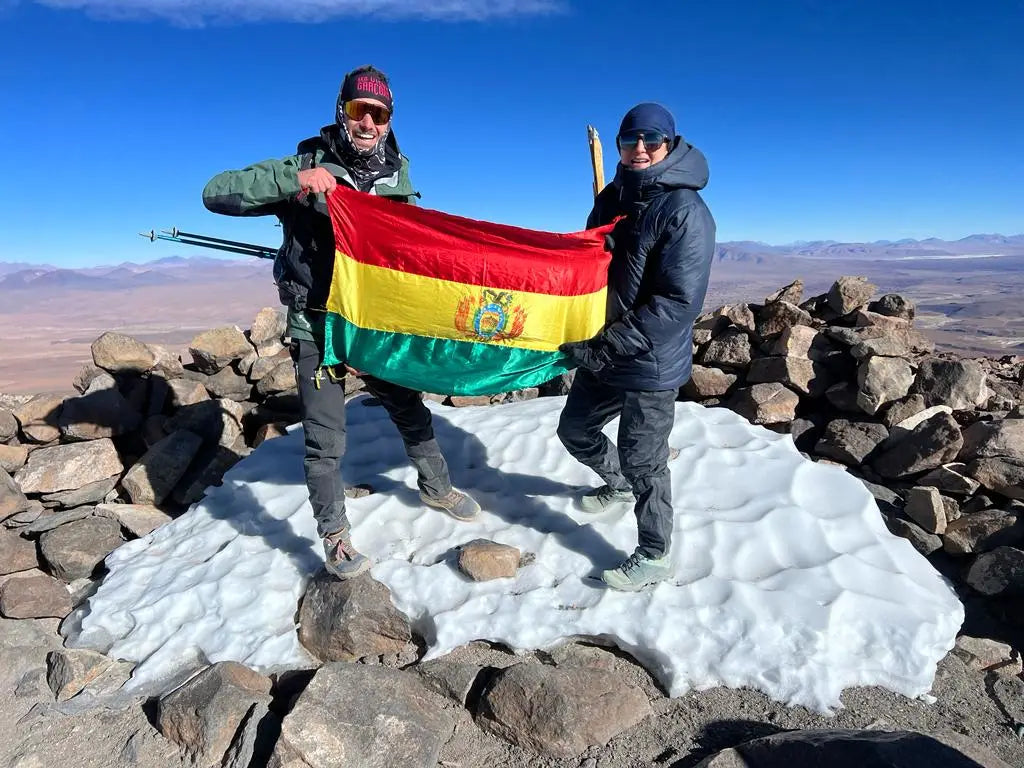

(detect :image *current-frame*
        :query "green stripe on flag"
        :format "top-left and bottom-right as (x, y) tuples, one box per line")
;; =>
(323, 315), (572, 396)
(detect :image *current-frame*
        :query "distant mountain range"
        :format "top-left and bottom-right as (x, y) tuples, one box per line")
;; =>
(711, 233), (1024, 265)
(0, 255), (265, 291)
(3, 234), (1023, 288)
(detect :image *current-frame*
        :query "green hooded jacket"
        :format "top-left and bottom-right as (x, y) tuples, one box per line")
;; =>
(203, 125), (418, 341)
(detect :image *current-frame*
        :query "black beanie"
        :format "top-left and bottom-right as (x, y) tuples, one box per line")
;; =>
(337, 65), (394, 114)
(617, 102), (675, 139)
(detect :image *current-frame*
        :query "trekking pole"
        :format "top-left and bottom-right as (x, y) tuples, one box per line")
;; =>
(139, 229), (277, 259)
(587, 125), (605, 198)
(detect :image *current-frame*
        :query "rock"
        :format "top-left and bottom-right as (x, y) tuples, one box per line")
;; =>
(38, 516), (123, 581)
(693, 728), (1010, 768)
(959, 418), (1024, 462)
(3, 500), (44, 529)
(121, 430), (204, 505)
(458, 540), (520, 581)
(449, 395), (492, 407)
(853, 310), (911, 333)
(58, 387), (141, 442)
(748, 356), (829, 397)
(964, 547), (1024, 596)
(682, 365), (737, 399)
(157, 661), (273, 768)
(189, 326), (253, 374)
(148, 343), (186, 379)
(201, 366), (253, 401)
(416, 660), (482, 707)
(1, 469), (31, 521)
(887, 405), (954, 445)
(46, 649), (113, 701)
(0, 572), (71, 618)
(713, 303), (758, 333)
(166, 398), (246, 447)
(298, 572), (412, 661)
(869, 294), (915, 321)
(824, 382), (863, 413)
(702, 329), (752, 369)
(884, 517), (942, 556)
(755, 301), (813, 339)
(943, 511), (1023, 555)
(278, 663), (453, 768)
(253, 423), (289, 448)
(256, 360), (296, 396)
(0, 407), (18, 441)
(249, 307), (286, 349)
(23, 506), (95, 534)
(904, 486), (947, 534)
(764, 279), (804, 305)
(94, 503), (172, 538)
(238, 350), (258, 378)
(12, 393), (65, 443)
(171, 443), (247, 506)
(478, 663), (652, 759)
(814, 420), (889, 465)
(827, 276), (876, 315)
(538, 371), (575, 397)
(0, 443), (29, 473)
(952, 636), (1022, 679)
(883, 394), (928, 428)
(91, 332), (156, 373)
(249, 351), (290, 383)
(769, 325), (833, 362)
(40, 476), (118, 509)
(788, 418), (821, 452)
(861, 479), (903, 516)
(14, 439), (123, 494)
(167, 378), (209, 408)
(729, 383), (799, 425)
(913, 358), (989, 411)
(0, 528), (38, 574)
(872, 412), (963, 480)
(70, 363), (108, 394)
(856, 356), (914, 415)
(966, 456), (1024, 500)
(941, 494), (962, 522)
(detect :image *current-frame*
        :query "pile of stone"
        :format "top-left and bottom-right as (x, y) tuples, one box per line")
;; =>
(1, 280), (1023, 766)
(682, 276), (1023, 644)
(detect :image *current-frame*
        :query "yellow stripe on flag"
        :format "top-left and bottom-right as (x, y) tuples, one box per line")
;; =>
(327, 250), (607, 352)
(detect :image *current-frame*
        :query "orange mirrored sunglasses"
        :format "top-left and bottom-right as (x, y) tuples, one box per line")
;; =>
(343, 101), (392, 125)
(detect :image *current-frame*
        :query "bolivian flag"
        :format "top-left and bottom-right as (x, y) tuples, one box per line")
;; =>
(322, 185), (613, 396)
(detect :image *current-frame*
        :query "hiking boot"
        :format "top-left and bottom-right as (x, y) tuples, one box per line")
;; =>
(322, 528), (370, 580)
(421, 488), (480, 521)
(602, 551), (671, 592)
(578, 485), (635, 513)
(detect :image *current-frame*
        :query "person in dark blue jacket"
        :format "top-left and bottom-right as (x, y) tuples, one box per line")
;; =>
(558, 102), (715, 591)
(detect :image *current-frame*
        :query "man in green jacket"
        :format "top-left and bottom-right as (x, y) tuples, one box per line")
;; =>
(203, 65), (480, 580)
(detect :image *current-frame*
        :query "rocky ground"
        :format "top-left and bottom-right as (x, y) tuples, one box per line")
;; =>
(2, 275), (1024, 767)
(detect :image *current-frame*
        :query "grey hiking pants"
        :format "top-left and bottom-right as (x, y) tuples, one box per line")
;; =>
(290, 338), (452, 537)
(557, 370), (677, 558)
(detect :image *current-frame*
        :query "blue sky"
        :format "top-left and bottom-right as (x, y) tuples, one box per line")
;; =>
(1, 0), (1022, 267)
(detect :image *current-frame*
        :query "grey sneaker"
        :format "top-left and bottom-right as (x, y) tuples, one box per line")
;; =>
(602, 551), (671, 591)
(322, 528), (370, 580)
(421, 488), (480, 521)
(579, 485), (635, 513)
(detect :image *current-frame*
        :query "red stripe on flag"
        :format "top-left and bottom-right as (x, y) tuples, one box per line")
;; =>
(327, 185), (612, 297)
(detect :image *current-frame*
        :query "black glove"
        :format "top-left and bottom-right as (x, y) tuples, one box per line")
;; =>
(558, 339), (611, 373)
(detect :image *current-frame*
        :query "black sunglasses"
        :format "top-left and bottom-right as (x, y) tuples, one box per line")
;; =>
(618, 130), (670, 150)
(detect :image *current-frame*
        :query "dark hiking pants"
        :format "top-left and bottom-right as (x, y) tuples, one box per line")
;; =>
(557, 370), (677, 558)
(290, 338), (452, 537)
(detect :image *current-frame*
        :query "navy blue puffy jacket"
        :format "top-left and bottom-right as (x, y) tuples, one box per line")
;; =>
(587, 138), (715, 390)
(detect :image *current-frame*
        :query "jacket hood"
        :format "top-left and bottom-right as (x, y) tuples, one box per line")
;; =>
(297, 124), (404, 174)
(612, 138), (709, 205)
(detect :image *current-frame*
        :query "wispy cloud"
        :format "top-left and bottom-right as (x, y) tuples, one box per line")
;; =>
(31, 0), (564, 24)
